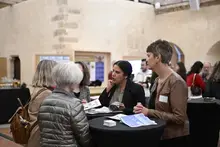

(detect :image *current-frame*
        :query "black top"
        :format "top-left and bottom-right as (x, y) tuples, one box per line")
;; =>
(99, 79), (145, 114)
(89, 116), (166, 132)
(74, 92), (80, 98)
(203, 81), (220, 100)
(148, 78), (159, 109)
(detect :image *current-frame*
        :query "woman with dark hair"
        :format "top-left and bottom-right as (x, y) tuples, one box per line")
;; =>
(187, 61), (205, 94)
(75, 61), (91, 103)
(175, 62), (187, 81)
(204, 61), (220, 99)
(99, 60), (145, 114)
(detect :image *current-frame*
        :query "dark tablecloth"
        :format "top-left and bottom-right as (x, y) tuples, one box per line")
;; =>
(0, 88), (30, 124)
(187, 98), (220, 147)
(89, 117), (166, 147)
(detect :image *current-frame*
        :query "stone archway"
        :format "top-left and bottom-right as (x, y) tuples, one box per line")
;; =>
(206, 40), (220, 65)
(169, 42), (185, 68)
(207, 41), (220, 55)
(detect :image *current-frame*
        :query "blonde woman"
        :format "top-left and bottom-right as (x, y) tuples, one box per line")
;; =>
(26, 60), (57, 147)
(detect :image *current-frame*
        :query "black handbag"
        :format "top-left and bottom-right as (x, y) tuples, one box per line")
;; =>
(191, 74), (202, 96)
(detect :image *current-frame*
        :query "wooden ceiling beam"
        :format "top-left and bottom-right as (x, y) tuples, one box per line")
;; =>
(0, 2), (9, 8)
(0, 0), (14, 5)
(0, 0), (26, 5)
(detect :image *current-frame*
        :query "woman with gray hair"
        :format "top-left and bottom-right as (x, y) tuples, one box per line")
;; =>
(38, 62), (92, 147)
(26, 60), (57, 147)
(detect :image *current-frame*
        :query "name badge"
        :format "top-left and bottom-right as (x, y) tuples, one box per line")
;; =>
(159, 95), (168, 103)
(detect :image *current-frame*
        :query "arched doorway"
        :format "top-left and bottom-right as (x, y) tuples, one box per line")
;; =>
(207, 41), (220, 55)
(206, 41), (220, 65)
(169, 42), (185, 69)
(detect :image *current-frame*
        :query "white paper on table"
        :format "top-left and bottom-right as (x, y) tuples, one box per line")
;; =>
(83, 99), (101, 111)
(85, 107), (112, 114)
(188, 95), (203, 100)
(120, 113), (157, 128)
(108, 114), (127, 121)
(90, 96), (99, 100)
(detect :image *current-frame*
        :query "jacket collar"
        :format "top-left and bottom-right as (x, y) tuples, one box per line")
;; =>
(53, 88), (76, 98)
(124, 79), (133, 92)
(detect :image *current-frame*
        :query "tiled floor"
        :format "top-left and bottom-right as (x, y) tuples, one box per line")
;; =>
(0, 124), (11, 137)
(0, 124), (22, 147)
(0, 137), (22, 147)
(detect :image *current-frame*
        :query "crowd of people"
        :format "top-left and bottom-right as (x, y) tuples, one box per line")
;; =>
(23, 39), (220, 147)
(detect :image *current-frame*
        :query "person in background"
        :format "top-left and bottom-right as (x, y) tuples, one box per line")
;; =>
(134, 40), (189, 147)
(38, 62), (92, 147)
(26, 60), (57, 147)
(133, 59), (152, 98)
(99, 60), (145, 114)
(175, 62), (187, 81)
(75, 61), (91, 103)
(186, 61), (205, 93)
(201, 62), (212, 82)
(202, 62), (220, 147)
(203, 61), (220, 100)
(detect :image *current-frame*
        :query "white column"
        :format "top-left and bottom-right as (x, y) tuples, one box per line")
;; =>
(189, 0), (200, 10)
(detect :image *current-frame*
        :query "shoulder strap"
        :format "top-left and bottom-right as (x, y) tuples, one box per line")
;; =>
(29, 88), (48, 104)
(192, 74), (197, 86)
(30, 120), (38, 132)
(28, 88), (48, 131)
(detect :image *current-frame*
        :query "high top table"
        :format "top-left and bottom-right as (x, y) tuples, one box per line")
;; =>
(187, 98), (220, 147)
(89, 117), (166, 147)
(0, 88), (30, 124)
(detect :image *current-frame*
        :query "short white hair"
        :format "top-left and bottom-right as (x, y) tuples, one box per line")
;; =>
(52, 62), (83, 87)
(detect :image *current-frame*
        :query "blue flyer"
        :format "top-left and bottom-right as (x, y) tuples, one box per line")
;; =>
(120, 113), (157, 127)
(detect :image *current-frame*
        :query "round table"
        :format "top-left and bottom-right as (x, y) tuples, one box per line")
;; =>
(89, 117), (166, 147)
(187, 98), (220, 147)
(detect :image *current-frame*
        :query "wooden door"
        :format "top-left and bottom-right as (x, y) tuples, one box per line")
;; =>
(0, 57), (7, 79)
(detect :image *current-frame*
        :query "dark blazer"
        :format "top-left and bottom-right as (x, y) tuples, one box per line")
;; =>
(203, 81), (220, 100)
(99, 79), (145, 114)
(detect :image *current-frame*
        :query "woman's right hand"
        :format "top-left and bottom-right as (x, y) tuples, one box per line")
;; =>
(106, 80), (114, 93)
(133, 103), (149, 116)
(81, 99), (87, 104)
